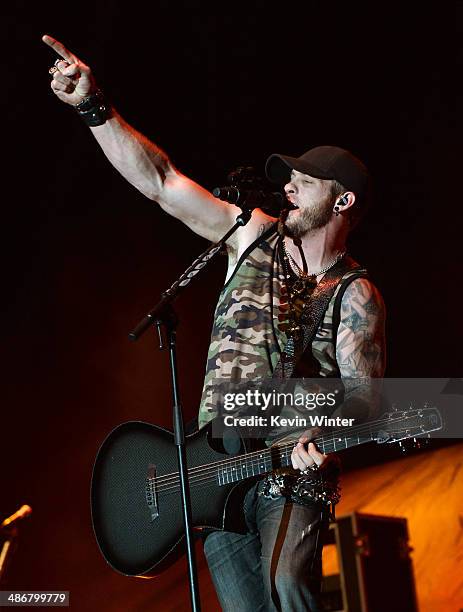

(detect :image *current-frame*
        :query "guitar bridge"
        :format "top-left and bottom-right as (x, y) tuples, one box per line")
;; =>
(145, 464), (159, 521)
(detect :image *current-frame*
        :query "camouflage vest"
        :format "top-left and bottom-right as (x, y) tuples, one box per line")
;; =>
(198, 224), (363, 428)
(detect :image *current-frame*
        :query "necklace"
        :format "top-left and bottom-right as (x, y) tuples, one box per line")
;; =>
(282, 240), (346, 279)
(278, 238), (347, 340)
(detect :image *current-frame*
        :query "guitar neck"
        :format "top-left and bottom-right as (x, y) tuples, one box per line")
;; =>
(316, 426), (380, 454)
(216, 423), (378, 486)
(215, 405), (443, 487)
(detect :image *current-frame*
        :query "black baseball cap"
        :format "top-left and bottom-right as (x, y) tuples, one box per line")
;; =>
(265, 145), (370, 200)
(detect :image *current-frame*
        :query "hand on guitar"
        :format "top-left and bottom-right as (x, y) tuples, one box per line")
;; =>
(291, 428), (328, 471)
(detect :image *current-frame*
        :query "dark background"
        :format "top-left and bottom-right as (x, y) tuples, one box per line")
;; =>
(1, 1), (459, 609)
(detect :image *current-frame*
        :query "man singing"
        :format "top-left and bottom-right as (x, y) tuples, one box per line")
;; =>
(43, 34), (385, 611)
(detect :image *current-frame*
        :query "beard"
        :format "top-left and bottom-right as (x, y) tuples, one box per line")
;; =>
(283, 200), (333, 238)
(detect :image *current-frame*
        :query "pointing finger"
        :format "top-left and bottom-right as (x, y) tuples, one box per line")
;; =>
(42, 34), (77, 63)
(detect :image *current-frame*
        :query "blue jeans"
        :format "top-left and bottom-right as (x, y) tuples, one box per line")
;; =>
(203, 480), (329, 611)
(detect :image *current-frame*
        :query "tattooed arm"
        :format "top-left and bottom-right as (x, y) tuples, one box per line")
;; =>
(332, 277), (386, 421)
(290, 278), (385, 470)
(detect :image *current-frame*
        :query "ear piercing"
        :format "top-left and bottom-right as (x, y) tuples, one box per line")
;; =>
(334, 194), (349, 216)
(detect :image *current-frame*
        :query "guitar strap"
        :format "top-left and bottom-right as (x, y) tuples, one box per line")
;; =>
(272, 256), (368, 380)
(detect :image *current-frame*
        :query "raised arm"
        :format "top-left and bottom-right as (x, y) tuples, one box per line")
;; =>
(42, 35), (268, 245)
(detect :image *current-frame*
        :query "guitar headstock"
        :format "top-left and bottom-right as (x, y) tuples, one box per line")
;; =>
(374, 404), (443, 445)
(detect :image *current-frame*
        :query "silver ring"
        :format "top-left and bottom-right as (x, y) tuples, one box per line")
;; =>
(49, 66), (58, 75)
(54, 58), (68, 67)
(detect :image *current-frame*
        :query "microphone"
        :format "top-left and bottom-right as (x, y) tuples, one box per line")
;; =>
(1, 505), (32, 530)
(212, 186), (291, 212)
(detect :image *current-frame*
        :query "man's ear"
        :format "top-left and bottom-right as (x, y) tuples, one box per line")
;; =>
(335, 191), (356, 211)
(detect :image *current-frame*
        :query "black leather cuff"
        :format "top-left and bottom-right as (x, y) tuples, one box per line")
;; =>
(75, 90), (111, 127)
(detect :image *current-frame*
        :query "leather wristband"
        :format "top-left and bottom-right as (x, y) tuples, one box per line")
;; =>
(74, 90), (111, 127)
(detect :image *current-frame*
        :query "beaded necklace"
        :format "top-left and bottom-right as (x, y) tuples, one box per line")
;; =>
(278, 237), (346, 340)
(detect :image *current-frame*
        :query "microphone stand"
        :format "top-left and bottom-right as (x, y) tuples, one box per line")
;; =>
(0, 505), (32, 584)
(129, 208), (253, 612)
(0, 530), (17, 584)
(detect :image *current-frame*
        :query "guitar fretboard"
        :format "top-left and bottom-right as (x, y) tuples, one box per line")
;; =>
(216, 426), (379, 485)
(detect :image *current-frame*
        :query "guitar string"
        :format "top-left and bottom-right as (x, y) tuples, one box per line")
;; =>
(154, 435), (409, 495)
(152, 412), (421, 487)
(152, 416), (424, 494)
(153, 426), (421, 496)
(153, 420), (423, 491)
(155, 451), (293, 494)
(154, 426), (422, 495)
(154, 429), (361, 491)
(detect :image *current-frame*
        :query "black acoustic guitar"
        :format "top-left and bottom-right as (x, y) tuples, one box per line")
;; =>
(91, 406), (442, 578)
